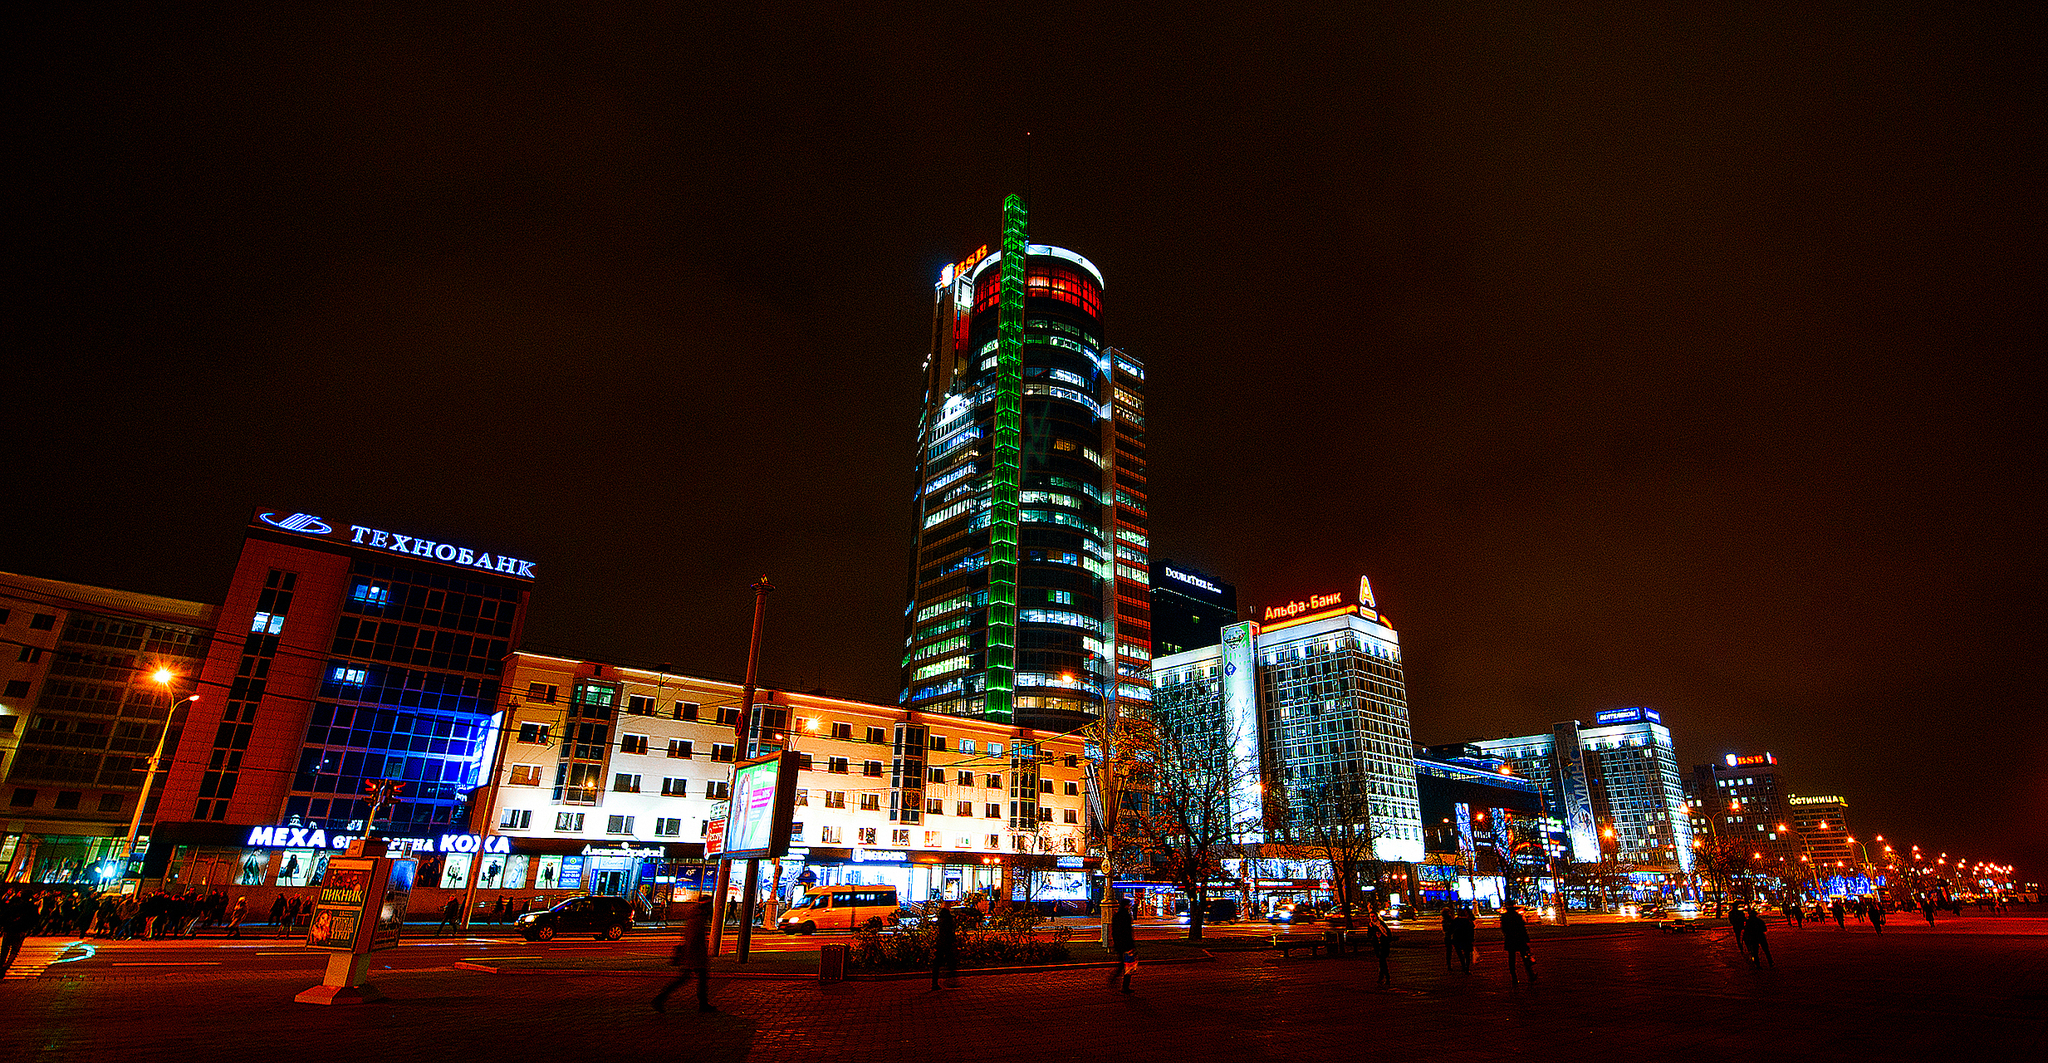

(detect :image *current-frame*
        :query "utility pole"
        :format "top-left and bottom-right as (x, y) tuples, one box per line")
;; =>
(711, 576), (773, 960)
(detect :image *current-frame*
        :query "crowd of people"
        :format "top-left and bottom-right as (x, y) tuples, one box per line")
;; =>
(0, 886), (254, 941)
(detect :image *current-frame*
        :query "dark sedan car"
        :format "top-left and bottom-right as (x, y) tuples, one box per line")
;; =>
(1267, 903), (1321, 925)
(513, 896), (635, 941)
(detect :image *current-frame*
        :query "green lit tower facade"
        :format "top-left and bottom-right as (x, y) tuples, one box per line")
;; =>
(902, 196), (1153, 732)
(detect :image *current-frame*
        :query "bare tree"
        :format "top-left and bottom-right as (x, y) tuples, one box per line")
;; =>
(1126, 719), (1262, 941)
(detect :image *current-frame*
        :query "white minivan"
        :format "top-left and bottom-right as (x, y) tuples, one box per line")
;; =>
(777, 885), (900, 934)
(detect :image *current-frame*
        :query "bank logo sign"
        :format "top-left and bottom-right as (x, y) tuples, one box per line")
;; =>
(260, 512), (335, 535)
(253, 507), (537, 581)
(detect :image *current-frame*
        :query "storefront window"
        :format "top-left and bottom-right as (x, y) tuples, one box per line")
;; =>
(277, 849), (320, 886)
(440, 851), (473, 889)
(236, 850), (269, 885)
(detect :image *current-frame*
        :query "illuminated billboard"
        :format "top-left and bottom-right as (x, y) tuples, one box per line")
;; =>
(718, 751), (799, 860)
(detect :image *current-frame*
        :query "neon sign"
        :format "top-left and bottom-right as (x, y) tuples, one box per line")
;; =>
(1594, 707), (1663, 725)
(1262, 592), (1346, 622)
(1163, 566), (1222, 594)
(245, 825), (511, 854)
(1726, 753), (1776, 767)
(1788, 795), (1845, 806)
(254, 508), (536, 581)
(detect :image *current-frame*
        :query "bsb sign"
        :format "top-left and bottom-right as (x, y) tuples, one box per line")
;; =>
(245, 825), (512, 855)
(255, 509), (537, 581)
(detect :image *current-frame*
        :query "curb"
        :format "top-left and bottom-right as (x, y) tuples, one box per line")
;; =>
(451, 951), (1218, 982)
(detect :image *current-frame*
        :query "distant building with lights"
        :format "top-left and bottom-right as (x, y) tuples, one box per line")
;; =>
(1149, 559), (1236, 656)
(1787, 794), (1853, 871)
(1690, 751), (1796, 863)
(1466, 709), (1695, 876)
(1412, 746), (1546, 909)
(0, 572), (216, 885)
(1149, 576), (1425, 869)
(900, 194), (1151, 732)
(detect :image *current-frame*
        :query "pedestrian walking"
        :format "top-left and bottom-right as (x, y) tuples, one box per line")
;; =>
(1109, 895), (1137, 994)
(652, 894), (714, 1013)
(1501, 904), (1536, 984)
(1920, 896), (1937, 925)
(492, 896), (508, 925)
(1831, 898), (1846, 929)
(1730, 905), (1748, 949)
(1, 890), (36, 978)
(1744, 907), (1774, 967)
(1441, 903), (1456, 971)
(1451, 905), (1476, 974)
(270, 895), (289, 937)
(436, 897), (463, 937)
(1870, 902), (1885, 934)
(930, 903), (959, 989)
(1366, 910), (1395, 986)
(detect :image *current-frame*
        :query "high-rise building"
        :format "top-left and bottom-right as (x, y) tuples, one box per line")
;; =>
(0, 572), (216, 884)
(1149, 559), (1236, 656)
(1689, 751), (1795, 863)
(1787, 793), (1853, 878)
(1468, 708), (1695, 874)
(1149, 576), (1424, 863)
(901, 195), (1150, 732)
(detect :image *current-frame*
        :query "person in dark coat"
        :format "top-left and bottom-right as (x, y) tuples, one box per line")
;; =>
(436, 897), (462, 937)
(1366, 910), (1395, 986)
(1743, 907), (1773, 967)
(931, 904), (959, 989)
(653, 894), (714, 1013)
(1501, 904), (1536, 983)
(1451, 906), (1476, 974)
(1831, 898), (1846, 929)
(1110, 896), (1137, 993)
(1730, 905), (1748, 949)
(1441, 903), (1457, 970)
(1, 890), (37, 978)
(270, 895), (289, 937)
(1869, 901), (1885, 934)
(1920, 896), (1937, 924)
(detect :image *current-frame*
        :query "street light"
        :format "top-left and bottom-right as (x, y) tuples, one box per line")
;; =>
(123, 671), (200, 875)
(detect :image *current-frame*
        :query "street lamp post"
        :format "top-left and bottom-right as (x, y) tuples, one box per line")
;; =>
(123, 669), (198, 879)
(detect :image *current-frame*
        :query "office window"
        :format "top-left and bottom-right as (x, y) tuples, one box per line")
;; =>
(866, 726), (887, 744)
(17, 645), (41, 663)
(54, 791), (81, 810)
(518, 723), (550, 744)
(98, 793), (123, 813)
(859, 794), (881, 811)
(654, 817), (683, 837)
(0, 716), (13, 733)
(1064, 809), (1078, 824)
(1040, 779), (1054, 793)
(929, 735), (947, 751)
(863, 760), (884, 777)
(957, 801), (973, 816)
(711, 744), (735, 763)
(667, 739), (693, 759)
(985, 834), (1000, 849)
(10, 788), (33, 807)
(527, 683), (558, 703)
(821, 826), (841, 844)
(508, 765), (543, 786)
(797, 752), (814, 770)
(613, 773), (642, 793)
(989, 743), (1003, 756)
(1065, 781), (1080, 796)
(926, 831), (943, 847)
(627, 695), (655, 716)
(959, 739), (977, 754)
(707, 781), (730, 799)
(606, 815), (634, 835)
(3, 681), (27, 699)
(794, 789), (808, 806)
(858, 828), (877, 845)
(829, 757), (850, 774)
(500, 809), (532, 829)
(957, 771), (974, 786)
(555, 812), (584, 832)
(29, 614), (56, 630)
(677, 701), (700, 721)
(929, 767), (945, 783)
(825, 791), (846, 809)
(661, 778), (688, 797)
(984, 804), (1000, 818)
(830, 722), (853, 740)
(620, 734), (650, 755)
(1039, 807), (1052, 821)
(892, 829), (911, 846)
(789, 822), (804, 841)
(985, 774), (1002, 788)
(1065, 755), (1079, 768)
(718, 707), (742, 726)
(926, 798), (944, 814)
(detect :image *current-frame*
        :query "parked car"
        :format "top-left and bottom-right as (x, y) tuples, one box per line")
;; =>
(514, 896), (635, 941)
(777, 885), (900, 934)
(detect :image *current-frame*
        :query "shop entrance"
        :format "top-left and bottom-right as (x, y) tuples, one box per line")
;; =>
(591, 869), (628, 896)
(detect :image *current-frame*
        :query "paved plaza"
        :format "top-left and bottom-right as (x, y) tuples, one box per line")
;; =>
(3, 914), (2042, 1062)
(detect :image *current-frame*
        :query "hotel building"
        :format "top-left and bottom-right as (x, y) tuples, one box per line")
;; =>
(900, 194), (1151, 732)
(1467, 709), (1695, 875)
(1689, 751), (1795, 863)
(1149, 559), (1236, 657)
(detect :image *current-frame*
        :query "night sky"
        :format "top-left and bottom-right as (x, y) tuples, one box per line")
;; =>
(7, 5), (2043, 878)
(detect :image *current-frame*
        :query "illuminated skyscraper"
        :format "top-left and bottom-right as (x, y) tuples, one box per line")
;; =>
(901, 195), (1151, 732)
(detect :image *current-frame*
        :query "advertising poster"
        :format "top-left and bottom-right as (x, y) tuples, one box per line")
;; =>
(277, 849), (319, 887)
(371, 859), (414, 950)
(236, 851), (269, 885)
(534, 855), (563, 890)
(719, 751), (798, 860)
(558, 855), (584, 891)
(439, 851), (473, 890)
(305, 858), (375, 951)
(474, 853), (509, 890)
(497, 854), (529, 891)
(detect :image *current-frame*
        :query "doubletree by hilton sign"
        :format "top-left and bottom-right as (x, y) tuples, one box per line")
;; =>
(255, 509), (536, 581)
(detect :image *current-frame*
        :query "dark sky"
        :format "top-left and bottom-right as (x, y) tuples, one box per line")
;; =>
(7, 4), (2043, 879)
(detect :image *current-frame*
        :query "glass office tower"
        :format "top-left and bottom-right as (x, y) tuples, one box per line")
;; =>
(901, 195), (1151, 732)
